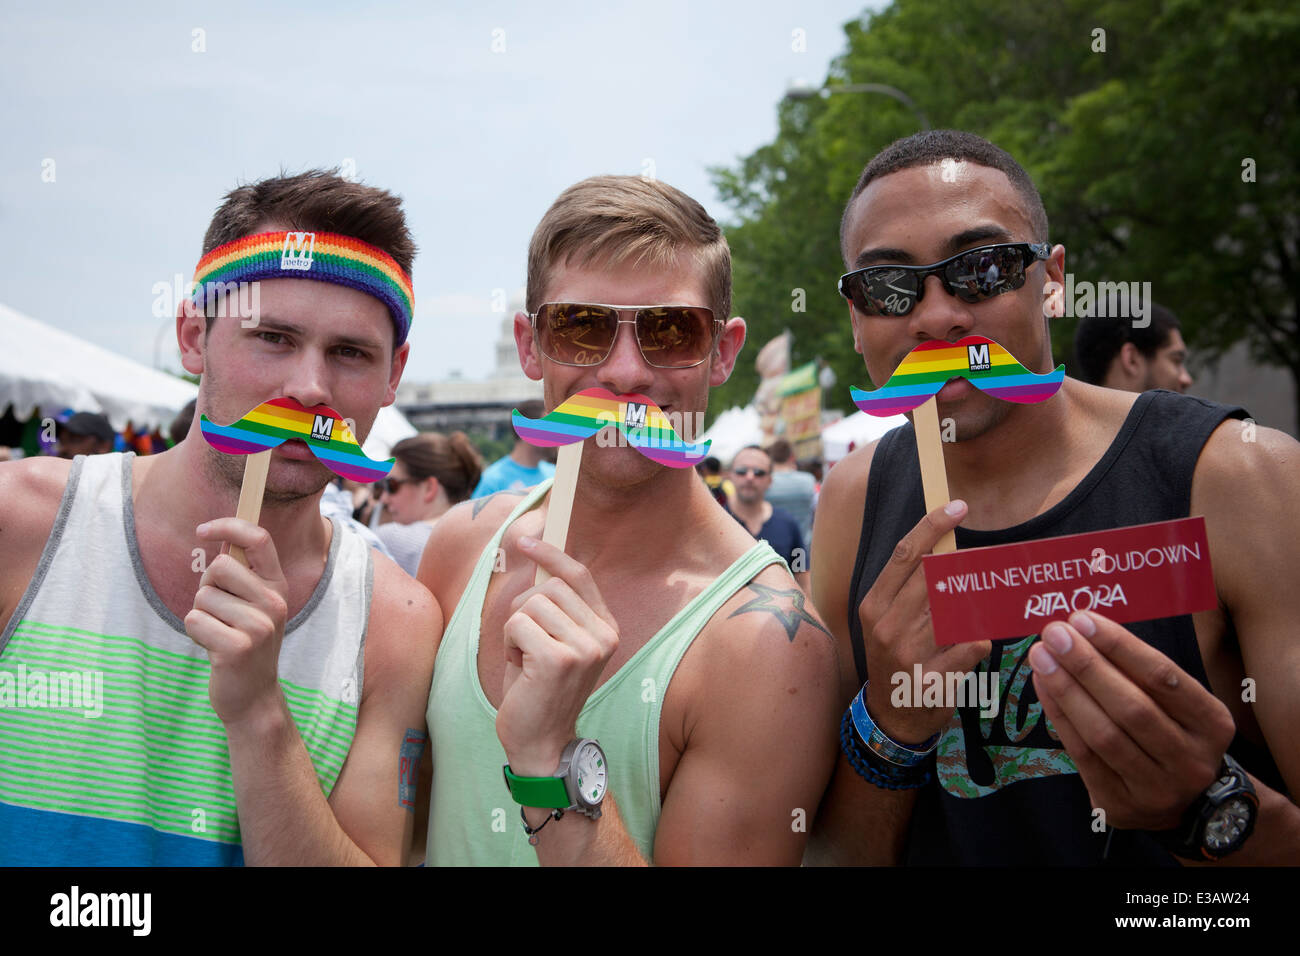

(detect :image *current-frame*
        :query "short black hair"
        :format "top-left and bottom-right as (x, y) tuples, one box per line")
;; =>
(1073, 304), (1182, 385)
(841, 130), (1050, 257)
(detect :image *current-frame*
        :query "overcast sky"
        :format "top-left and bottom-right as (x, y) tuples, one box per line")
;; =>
(0, 0), (880, 385)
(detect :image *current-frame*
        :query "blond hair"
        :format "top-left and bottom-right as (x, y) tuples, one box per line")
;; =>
(526, 175), (731, 321)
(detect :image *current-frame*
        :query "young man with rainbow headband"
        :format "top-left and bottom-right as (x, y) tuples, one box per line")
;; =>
(0, 170), (440, 864)
(417, 175), (840, 865)
(810, 131), (1300, 865)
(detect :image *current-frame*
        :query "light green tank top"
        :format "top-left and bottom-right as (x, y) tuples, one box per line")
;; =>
(425, 479), (782, 865)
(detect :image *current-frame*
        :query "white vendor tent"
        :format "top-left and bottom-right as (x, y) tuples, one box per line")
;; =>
(0, 303), (197, 431)
(699, 405), (764, 464)
(363, 404), (417, 461)
(821, 410), (908, 464)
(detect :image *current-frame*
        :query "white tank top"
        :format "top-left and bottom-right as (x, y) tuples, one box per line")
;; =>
(0, 453), (372, 865)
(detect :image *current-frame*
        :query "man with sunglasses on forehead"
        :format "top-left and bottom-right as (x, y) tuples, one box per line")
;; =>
(810, 130), (1300, 865)
(417, 175), (840, 865)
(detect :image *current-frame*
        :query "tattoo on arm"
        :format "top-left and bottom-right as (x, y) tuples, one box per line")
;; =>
(398, 728), (427, 812)
(728, 582), (833, 643)
(472, 489), (528, 519)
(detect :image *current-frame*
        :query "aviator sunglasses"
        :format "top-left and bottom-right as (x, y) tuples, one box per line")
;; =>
(839, 242), (1050, 317)
(530, 303), (723, 369)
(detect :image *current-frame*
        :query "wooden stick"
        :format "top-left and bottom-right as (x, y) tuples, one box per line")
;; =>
(228, 449), (271, 567)
(912, 396), (956, 555)
(534, 442), (583, 585)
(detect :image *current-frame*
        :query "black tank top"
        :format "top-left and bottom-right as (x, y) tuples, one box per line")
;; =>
(846, 390), (1280, 864)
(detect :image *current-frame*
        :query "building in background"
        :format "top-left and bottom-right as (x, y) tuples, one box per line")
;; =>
(397, 293), (542, 442)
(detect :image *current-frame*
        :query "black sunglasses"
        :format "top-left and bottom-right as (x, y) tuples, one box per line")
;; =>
(839, 242), (1050, 317)
(732, 467), (769, 478)
(530, 303), (722, 369)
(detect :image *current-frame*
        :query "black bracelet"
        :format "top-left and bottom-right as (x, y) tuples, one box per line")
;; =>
(840, 708), (933, 790)
(519, 805), (565, 846)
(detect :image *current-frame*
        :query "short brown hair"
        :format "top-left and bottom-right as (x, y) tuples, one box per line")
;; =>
(526, 175), (731, 321)
(391, 432), (484, 504)
(201, 169), (416, 342)
(203, 169), (416, 273)
(766, 438), (794, 464)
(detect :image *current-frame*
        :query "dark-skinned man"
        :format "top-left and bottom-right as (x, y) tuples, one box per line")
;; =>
(809, 130), (1299, 865)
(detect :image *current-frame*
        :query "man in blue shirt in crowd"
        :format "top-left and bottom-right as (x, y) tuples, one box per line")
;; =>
(727, 445), (809, 592)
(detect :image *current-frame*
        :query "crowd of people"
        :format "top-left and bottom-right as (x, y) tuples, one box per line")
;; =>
(0, 130), (1294, 868)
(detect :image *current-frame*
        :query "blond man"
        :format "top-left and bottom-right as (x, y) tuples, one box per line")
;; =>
(418, 176), (840, 865)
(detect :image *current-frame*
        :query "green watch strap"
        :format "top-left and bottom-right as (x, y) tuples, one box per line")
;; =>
(503, 765), (570, 809)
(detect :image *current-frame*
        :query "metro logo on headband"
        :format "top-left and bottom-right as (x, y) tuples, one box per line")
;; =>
(281, 232), (316, 271)
(199, 397), (395, 483)
(850, 335), (1065, 417)
(512, 387), (710, 468)
(190, 231), (414, 344)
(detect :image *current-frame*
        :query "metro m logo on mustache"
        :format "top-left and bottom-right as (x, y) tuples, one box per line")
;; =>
(512, 387), (710, 468)
(200, 397), (394, 483)
(850, 335), (1065, 417)
(199, 397), (394, 567)
(847, 333), (1065, 574)
(512, 387), (711, 586)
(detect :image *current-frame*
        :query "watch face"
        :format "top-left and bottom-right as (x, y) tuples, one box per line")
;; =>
(573, 741), (607, 806)
(1204, 796), (1253, 851)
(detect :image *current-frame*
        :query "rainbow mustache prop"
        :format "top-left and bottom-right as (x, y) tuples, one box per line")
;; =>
(512, 387), (710, 468)
(851, 335), (1065, 417)
(199, 397), (395, 483)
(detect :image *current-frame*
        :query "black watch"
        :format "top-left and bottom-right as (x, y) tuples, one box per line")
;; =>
(1152, 752), (1259, 861)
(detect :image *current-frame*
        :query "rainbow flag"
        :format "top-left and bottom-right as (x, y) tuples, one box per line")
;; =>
(851, 336), (1065, 417)
(199, 397), (394, 483)
(511, 387), (709, 469)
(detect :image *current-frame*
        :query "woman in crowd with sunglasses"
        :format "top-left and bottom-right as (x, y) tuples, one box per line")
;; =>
(375, 432), (484, 576)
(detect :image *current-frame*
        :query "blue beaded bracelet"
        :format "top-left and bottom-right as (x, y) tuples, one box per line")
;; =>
(840, 709), (932, 790)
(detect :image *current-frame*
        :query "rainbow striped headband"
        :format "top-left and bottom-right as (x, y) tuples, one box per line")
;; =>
(199, 397), (395, 483)
(512, 387), (710, 468)
(851, 335), (1065, 417)
(190, 231), (414, 344)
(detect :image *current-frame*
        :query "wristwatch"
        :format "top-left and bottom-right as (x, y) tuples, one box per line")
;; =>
(1152, 752), (1259, 861)
(503, 738), (608, 820)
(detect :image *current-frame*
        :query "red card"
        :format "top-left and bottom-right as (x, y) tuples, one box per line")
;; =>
(922, 517), (1217, 645)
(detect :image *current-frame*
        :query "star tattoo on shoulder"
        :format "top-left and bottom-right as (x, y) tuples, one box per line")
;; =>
(472, 489), (528, 519)
(728, 583), (832, 643)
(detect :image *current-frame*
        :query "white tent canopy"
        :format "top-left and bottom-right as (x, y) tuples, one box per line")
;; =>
(363, 404), (417, 461)
(699, 405), (763, 465)
(0, 303), (198, 431)
(821, 410), (907, 463)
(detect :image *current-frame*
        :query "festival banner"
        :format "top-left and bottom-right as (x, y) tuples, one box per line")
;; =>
(777, 360), (822, 461)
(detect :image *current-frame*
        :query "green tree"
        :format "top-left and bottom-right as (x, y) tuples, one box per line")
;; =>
(712, 0), (1299, 429)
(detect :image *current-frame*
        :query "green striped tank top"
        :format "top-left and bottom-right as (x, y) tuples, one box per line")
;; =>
(0, 453), (372, 865)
